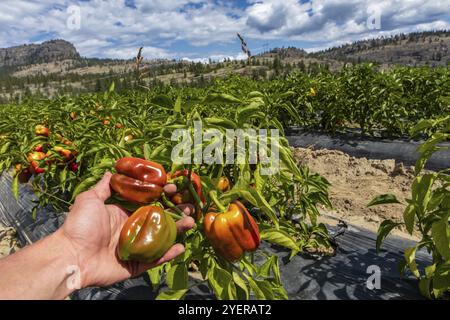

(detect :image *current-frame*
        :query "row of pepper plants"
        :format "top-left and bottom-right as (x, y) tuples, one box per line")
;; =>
(0, 82), (333, 299)
(274, 63), (449, 137)
(370, 115), (450, 299)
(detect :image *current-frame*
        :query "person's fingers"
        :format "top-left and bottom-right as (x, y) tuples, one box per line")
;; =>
(163, 183), (177, 197)
(92, 172), (113, 201)
(134, 244), (185, 274)
(176, 216), (195, 234)
(176, 204), (196, 217)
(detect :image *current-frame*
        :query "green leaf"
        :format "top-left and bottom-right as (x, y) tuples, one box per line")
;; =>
(203, 93), (241, 104)
(237, 102), (262, 122)
(108, 81), (115, 93)
(156, 289), (188, 300)
(376, 220), (401, 253)
(11, 173), (19, 200)
(174, 96), (182, 113)
(243, 274), (274, 299)
(367, 194), (401, 207)
(404, 247), (420, 278)
(403, 204), (416, 235)
(220, 187), (278, 227)
(151, 95), (173, 109)
(431, 214), (450, 260)
(166, 263), (188, 290)
(207, 262), (236, 300)
(70, 176), (99, 201)
(204, 117), (237, 129)
(0, 142), (10, 154)
(147, 265), (164, 290)
(260, 229), (300, 252)
(433, 261), (450, 293)
(232, 272), (249, 300)
(410, 119), (433, 137)
(411, 174), (436, 216)
(418, 278), (432, 299)
(143, 143), (152, 160)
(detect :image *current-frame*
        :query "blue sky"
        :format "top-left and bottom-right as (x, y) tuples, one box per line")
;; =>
(0, 0), (448, 61)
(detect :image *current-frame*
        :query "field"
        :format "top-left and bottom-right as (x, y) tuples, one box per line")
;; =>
(0, 63), (449, 299)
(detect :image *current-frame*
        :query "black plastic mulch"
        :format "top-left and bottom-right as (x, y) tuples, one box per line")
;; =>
(0, 172), (429, 300)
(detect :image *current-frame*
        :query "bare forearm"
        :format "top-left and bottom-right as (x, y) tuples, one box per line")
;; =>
(0, 229), (79, 300)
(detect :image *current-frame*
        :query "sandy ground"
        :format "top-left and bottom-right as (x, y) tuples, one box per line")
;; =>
(0, 222), (20, 259)
(293, 147), (419, 240)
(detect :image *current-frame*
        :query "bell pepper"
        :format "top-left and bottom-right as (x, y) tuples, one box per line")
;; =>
(118, 205), (176, 263)
(33, 144), (44, 152)
(35, 125), (49, 137)
(69, 162), (79, 172)
(217, 176), (231, 192)
(27, 151), (47, 175)
(14, 164), (31, 183)
(110, 157), (167, 204)
(53, 146), (74, 161)
(204, 201), (260, 262)
(169, 170), (204, 205)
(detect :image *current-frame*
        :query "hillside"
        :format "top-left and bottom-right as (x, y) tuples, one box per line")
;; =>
(314, 30), (449, 67)
(0, 40), (80, 68)
(0, 31), (449, 103)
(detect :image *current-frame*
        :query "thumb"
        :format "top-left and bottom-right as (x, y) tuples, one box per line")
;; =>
(92, 172), (113, 202)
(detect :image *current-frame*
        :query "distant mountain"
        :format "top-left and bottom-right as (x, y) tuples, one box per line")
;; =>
(260, 47), (308, 59)
(0, 40), (80, 67)
(312, 30), (449, 67)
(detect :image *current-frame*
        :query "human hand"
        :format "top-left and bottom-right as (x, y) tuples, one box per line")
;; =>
(59, 172), (195, 289)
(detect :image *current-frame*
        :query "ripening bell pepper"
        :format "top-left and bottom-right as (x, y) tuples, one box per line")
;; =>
(118, 205), (177, 263)
(53, 146), (74, 161)
(35, 125), (49, 137)
(217, 176), (231, 192)
(169, 170), (204, 205)
(27, 151), (46, 175)
(33, 144), (44, 152)
(110, 157), (167, 204)
(124, 134), (134, 142)
(204, 201), (260, 262)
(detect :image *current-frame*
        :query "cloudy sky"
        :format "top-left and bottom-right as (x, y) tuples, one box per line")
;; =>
(0, 0), (449, 61)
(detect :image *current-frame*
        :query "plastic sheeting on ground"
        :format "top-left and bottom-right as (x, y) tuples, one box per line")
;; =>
(286, 129), (450, 171)
(0, 171), (430, 300)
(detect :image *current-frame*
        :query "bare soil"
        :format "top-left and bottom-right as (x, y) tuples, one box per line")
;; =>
(0, 223), (20, 258)
(293, 147), (419, 240)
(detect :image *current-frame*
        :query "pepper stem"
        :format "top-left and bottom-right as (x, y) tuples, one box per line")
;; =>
(187, 181), (204, 211)
(161, 193), (184, 215)
(165, 210), (183, 221)
(209, 190), (227, 212)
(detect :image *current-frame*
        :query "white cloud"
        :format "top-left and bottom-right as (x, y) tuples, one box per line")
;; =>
(0, 0), (448, 59)
(182, 51), (248, 63)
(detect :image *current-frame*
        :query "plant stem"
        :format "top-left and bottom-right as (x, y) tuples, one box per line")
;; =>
(165, 210), (183, 221)
(161, 193), (183, 215)
(209, 190), (226, 212)
(187, 181), (204, 211)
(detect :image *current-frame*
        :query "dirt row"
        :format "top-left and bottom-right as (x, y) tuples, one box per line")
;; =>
(293, 147), (418, 240)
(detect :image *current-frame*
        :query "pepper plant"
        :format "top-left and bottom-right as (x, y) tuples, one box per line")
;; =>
(0, 83), (333, 300)
(369, 116), (450, 299)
